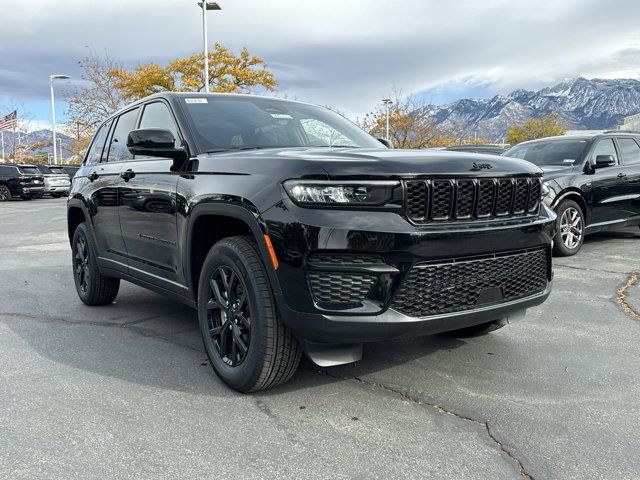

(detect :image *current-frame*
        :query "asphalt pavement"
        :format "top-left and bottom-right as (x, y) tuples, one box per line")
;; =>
(1, 198), (639, 479)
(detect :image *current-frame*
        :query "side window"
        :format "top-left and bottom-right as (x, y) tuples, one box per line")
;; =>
(0, 166), (12, 175)
(85, 119), (112, 165)
(617, 138), (640, 165)
(590, 139), (618, 165)
(138, 102), (180, 146)
(300, 118), (356, 147)
(106, 108), (139, 163)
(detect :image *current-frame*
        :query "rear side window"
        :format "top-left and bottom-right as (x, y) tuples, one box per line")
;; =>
(17, 167), (39, 175)
(86, 120), (112, 165)
(106, 108), (139, 162)
(617, 138), (640, 165)
(590, 139), (619, 164)
(0, 166), (14, 175)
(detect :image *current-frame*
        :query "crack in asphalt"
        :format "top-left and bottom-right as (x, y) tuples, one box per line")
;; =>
(0, 310), (203, 353)
(304, 368), (533, 479)
(555, 263), (626, 275)
(615, 273), (640, 322)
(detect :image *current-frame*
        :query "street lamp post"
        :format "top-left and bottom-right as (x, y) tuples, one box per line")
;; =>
(50, 74), (70, 165)
(381, 98), (392, 141)
(197, 1), (221, 93)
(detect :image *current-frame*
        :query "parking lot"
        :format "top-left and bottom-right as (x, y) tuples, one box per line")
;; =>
(1, 198), (639, 479)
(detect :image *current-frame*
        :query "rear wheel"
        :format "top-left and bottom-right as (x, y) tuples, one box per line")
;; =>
(446, 319), (506, 337)
(51, 193), (61, 198)
(197, 236), (301, 392)
(0, 185), (10, 202)
(21, 195), (32, 200)
(553, 199), (585, 256)
(72, 223), (120, 306)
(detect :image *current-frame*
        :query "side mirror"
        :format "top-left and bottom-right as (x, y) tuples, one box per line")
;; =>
(591, 154), (616, 170)
(127, 128), (187, 160)
(377, 138), (393, 149)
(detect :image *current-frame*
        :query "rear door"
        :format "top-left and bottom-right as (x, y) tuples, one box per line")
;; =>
(615, 136), (640, 219)
(118, 100), (186, 292)
(587, 138), (630, 226)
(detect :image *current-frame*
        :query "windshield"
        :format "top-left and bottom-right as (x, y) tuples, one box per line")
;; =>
(181, 95), (383, 153)
(18, 167), (40, 175)
(505, 140), (588, 167)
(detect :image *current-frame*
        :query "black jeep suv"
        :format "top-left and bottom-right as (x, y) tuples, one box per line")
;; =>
(0, 164), (45, 201)
(68, 93), (555, 392)
(504, 132), (640, 256)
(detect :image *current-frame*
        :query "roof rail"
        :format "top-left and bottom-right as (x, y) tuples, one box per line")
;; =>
(604, 130), (640, 134)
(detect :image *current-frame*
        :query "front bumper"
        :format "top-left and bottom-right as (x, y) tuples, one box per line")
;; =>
(264, 203), (555, 343)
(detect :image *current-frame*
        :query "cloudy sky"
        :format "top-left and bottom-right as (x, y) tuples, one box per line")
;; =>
(2, 0), (640, 130)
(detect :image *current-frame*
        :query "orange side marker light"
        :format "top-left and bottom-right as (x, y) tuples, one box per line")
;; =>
(264, 234), (279, 270)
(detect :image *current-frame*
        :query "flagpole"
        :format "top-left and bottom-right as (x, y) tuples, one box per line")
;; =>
(1, 131), (4, 163)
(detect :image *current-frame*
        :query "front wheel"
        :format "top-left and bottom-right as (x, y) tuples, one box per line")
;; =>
(553, 200), (585, 256)
(197, 236), (302, 392)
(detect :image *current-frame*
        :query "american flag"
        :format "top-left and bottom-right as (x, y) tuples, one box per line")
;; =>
(0, 111), (17, 131)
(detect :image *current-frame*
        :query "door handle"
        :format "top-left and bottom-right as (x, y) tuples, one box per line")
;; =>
(617, 172), (627, 178)
(120, 169), (136, 182)
(88, 171), (99, 182)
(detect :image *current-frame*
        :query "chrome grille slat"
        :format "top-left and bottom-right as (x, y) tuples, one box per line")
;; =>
(404, 177), (541, 223)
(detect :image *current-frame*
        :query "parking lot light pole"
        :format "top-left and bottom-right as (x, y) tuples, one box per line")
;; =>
(197, 1), (221, 93)
(382, 98), (392, 141)
(50, 74), (70, 165)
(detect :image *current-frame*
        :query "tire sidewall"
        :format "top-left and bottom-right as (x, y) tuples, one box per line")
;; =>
(0, 185), (10, 201)
(197, 240), (272, 391)
(553, 200), (585, 256)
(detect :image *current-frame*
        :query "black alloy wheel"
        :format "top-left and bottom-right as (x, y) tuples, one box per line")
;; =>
(0, 185), (10, 201)
(74, 235), (90, 294)
(206, 265), (252, 367)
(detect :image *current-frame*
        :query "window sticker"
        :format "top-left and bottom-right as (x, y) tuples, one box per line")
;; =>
(185, 98), (208, 104)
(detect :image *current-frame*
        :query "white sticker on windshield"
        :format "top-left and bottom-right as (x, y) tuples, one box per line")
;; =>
(185, 98), (208, 104)
(270, 113), (293, 119)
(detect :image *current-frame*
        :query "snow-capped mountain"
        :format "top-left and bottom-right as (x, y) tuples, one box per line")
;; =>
(0, 129), (74, 157)
(421, 78), (640, 142)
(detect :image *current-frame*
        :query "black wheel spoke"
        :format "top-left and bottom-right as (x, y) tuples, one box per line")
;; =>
(206, 299), (220, 311)
(236, 313), (250, 328)
(227, 271), (238, 303)
(233, 328), (248, 354)
(210, 277), (227, 307)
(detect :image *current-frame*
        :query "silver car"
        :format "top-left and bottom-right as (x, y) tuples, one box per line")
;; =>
(35, 165), (71, 197)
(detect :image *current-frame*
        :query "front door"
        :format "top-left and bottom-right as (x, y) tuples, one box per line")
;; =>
(117, 100), (185, 293)
(587, 138), (630, 227)
(615, 137), (640, 219)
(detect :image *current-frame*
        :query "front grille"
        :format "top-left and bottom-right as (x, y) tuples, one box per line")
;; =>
(308, 272), (376, 305)
(390, 249), (549, 317)
(404, 177), (541, 223)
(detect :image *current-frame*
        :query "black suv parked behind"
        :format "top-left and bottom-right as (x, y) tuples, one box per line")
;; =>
(68, 93), (555, 391)
(0, 164), (45, 201)
(504, 132), (640, 256)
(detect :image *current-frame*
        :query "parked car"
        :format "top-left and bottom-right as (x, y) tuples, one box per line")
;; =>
(48, 164), (80, 180)
(35, 164), (71, 197)
(0, 164), (45, 201)
(445, 145), (507, 155)
(504, 132), (640, 256)
(68, 92), (555, 392)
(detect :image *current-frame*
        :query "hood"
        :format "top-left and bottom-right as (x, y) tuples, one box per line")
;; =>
(198, 147), (542, 179)
(539, 164), (576, 181)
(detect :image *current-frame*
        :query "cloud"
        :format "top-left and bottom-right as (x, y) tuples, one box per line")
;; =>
(1, 0), (639, 119)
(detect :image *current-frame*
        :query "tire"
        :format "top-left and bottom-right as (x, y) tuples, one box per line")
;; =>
(197, 236), (302, 392)
(0, 185), (10, 202)
(553, 199), (585, 256)
(446, 319), (506, 337)
(32, 193), (43, 200)
(71, 222), (120, 306)
(51, 193), (60, 198)
(21, 195), (32, 200)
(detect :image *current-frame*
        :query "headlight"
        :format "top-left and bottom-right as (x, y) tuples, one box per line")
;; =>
(283, 180), (398, 206)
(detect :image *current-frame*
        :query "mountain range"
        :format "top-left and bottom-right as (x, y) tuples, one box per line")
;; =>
(0, 129), (74, 158)
(421, 77), (640, 142)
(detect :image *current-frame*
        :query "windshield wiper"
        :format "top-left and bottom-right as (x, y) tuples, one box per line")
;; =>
(206, 146), (265, 154)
